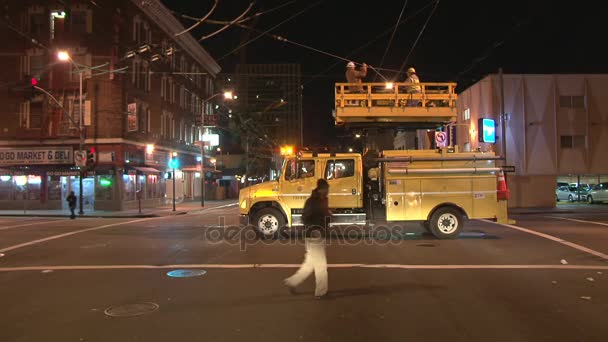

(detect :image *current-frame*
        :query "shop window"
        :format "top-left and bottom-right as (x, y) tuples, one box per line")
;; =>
(0, 176), (13, 200)
(147, 174), (159, 199)
(95, 176), (114, 201)
(47, 176), (62, 200)
(123, 174), (136, 201)
(137, 175), (146, 199)
(325, 159), (355, 180)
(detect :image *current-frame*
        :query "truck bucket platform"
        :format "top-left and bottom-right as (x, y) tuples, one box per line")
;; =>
(334, 82), (457, 125)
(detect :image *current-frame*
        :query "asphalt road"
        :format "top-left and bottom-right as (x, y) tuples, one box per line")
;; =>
(1, 204), (607, 342)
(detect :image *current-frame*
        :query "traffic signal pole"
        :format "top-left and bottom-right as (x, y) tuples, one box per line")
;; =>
(78, 72), (85, 215)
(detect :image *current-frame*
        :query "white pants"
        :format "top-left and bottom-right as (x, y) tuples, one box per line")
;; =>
(285, 237), (328, 297)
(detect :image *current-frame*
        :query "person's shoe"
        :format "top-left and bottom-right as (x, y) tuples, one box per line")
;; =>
(314, 294), (327, 300)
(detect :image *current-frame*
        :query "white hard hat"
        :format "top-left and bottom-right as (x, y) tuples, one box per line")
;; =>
(346, 62), (355, 68)
(407, 67), (416, 73)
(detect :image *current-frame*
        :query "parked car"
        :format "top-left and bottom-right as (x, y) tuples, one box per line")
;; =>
(569, 183), (591, 198)
(556, 185), (577, 202)
(587, 183), (608, 204)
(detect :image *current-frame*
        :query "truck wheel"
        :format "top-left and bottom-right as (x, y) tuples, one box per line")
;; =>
(252, 207), (286, 238)
(429, 207), (462, 239)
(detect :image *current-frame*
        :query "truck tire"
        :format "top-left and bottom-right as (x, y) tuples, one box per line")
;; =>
(252, 207), (286, 238)
(429, 207), (462, 239)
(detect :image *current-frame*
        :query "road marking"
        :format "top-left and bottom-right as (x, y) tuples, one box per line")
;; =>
(0, 220), (63, 231)
(0, 203), (237, 253)
(546, 216), (608, 227)
(1, 264), (608, 273)
(0, 218), (156, 254)
(485, 220), (608, 261)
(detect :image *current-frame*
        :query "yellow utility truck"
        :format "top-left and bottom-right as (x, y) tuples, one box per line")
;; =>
(239, 81), (510, 239)
(239, 147), (510, 239)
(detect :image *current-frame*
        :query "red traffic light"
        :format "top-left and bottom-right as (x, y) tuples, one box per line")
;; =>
(30, 77), (38, 86)
(89, 147), (96, 154)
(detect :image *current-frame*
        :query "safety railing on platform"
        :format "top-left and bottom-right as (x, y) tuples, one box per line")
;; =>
(335, 82), (457, 109)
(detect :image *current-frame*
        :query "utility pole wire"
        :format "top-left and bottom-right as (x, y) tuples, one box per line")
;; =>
(218, 0), (324, 61)
(302, 0), (439, 86)
(374, 0), (408, 81)
(199, 2), (255, 41)
(396, 0), (440, 78)
(174, 0), (219, 37)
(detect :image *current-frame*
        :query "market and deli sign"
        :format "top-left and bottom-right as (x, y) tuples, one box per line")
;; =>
(0, 147), (73, 165)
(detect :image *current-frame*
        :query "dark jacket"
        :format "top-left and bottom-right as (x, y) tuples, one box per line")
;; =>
(302, 189), (331, 237)
(66, 194), (77, 209)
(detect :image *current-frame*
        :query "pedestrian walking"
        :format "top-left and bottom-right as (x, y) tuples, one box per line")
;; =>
(66, 191), (77, 219)
(284, 179), (331, 299)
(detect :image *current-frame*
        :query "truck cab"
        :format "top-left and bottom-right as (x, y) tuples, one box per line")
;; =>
(239, 152), (366, 237)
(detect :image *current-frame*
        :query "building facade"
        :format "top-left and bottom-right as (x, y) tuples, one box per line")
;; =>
(455, 74), (608, 207)
(0, 0), (220, 210)
(235, 64), (303, 147)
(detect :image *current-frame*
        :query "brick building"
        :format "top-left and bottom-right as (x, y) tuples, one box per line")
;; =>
(0, 0), (221, 210)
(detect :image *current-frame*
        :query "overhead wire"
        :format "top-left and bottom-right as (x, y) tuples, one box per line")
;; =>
(199, 2), (255, 41)
(174, 0), (219, 37)
(217, 0), (324, 61)
(374, 0), (408, 81)
(396, 0), (440, 78)
(302, 0), (439, 86)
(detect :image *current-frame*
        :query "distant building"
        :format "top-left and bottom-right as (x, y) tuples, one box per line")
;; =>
(456, 74), (608, 207)
(0, 0), (220, 210)
(235, 64), (303, 147)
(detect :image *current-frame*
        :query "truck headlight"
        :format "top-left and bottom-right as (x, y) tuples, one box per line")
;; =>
(240, 199), (247, 209)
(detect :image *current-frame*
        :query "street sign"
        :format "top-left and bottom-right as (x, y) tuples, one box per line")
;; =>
(502, 165), (516, 173)
(435, 131), (447, 147)
(74, 150), (86, 167)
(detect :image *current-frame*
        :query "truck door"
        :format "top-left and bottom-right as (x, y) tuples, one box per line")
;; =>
(324, 158), (360, 208)
(280, 158), (317, 209)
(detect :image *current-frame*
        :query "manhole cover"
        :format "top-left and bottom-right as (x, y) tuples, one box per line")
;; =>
(167, 269), (207, 278)
(416, 243), (436, 247)
(104, 302), (159, 317)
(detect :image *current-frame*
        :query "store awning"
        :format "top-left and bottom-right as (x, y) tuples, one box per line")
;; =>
(128, 166), (161, 174)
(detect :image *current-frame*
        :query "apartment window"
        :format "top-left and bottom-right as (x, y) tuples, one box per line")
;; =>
(463, 108), (471, 121)
(169, 80), (176, 104)
(170, 118), (176, 139)
(560, 95), (585, 109)
(29, 12), (45, 35)
(146, 108), (151, 132)
(141, 62), (150, 91)
(70, 10), (87, 33)
(50, 10), (66, 40)
(180, 56), (186, 73)
(560, 135), (586, 149)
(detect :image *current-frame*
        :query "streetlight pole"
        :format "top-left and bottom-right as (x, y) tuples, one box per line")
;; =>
(173, 165), (176, 212)
(78, 71), (84, 215)
(200, 91), (233, 207)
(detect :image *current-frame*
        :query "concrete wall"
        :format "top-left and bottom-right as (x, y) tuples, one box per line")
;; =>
(457, 74), (608, 207)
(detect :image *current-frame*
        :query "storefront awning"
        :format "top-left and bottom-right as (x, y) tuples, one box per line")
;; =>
(128, 166), (161, 174)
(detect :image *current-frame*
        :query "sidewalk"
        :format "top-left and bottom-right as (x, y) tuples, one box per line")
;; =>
(510, 203), (608, 215)
(0, 200), (237, 218)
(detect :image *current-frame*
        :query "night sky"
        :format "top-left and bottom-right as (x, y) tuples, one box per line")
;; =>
(163, 0), (604, 146)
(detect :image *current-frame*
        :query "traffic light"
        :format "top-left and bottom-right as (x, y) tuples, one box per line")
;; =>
(169, 157), (179, 169)
(87, 147), (96, 165)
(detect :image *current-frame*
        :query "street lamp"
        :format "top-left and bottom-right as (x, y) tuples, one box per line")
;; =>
(170, 152), (178, 211)
(57, 50), (85, 215)
(200, 91), (234, 207)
